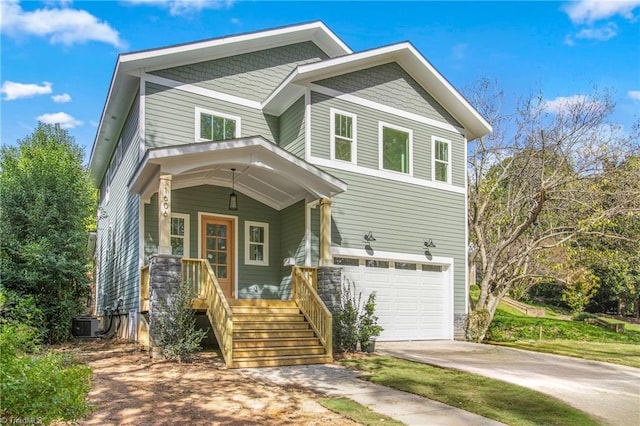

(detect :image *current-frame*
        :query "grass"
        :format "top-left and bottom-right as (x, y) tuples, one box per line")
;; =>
(493, 340), (640, 368)
(488, 311), (640, 344)
(339, 356), (601, 426)
(318, 397), (404, 426)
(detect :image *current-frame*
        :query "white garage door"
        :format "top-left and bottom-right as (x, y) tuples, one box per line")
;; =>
(341, 263), (453, 341)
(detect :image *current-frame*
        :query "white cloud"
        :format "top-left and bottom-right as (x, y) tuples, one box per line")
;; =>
(1, 81), (52, 100)
(52, 93), (71, 103)
(564, 0), (640, 24)
(1, 0), (125, 48)
(451, 43), (468, 61)
(127, 0), (234, 16)
(89, 120), (99, 127)
(574, 22), (618, 41)
(628, 90), (640, 100)
(542, 95), (590, 114)
(37, 112), (83, 128)
(230, 17), (240, 25)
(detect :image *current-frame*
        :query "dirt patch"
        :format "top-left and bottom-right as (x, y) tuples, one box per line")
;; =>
(65, 340), (355, 425)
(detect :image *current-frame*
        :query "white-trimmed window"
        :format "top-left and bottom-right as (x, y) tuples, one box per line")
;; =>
(330, 109), (357, 163)
(195, 107), (240, 142)
(379, 122), (412, 174)
(245, 221), (269, 266)
(432, 137), (451, 183)
(170, 213), (190, 257)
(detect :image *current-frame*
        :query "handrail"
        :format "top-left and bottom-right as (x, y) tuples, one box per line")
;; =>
(140, 265), (150, 312)
(182, 258), (234, 367)
(291, 266), (332, 357)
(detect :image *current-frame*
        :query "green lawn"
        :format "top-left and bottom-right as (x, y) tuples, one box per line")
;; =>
(318, 397), (404, 426)
(598, 317), (640, 333)
(493, 340), (640, 368)
(339, 356), (601, 426)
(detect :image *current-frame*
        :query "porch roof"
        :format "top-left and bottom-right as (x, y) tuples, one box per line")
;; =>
(128, 136), (348, 210)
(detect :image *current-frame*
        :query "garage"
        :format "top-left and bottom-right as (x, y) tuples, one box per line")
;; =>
(338, 258), (454, 341)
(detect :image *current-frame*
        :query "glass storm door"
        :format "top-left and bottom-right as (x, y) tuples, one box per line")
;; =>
(201, 216), (235, 298)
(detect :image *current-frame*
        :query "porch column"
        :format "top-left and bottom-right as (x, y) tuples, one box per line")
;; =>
(319, 198), (332, 267)
(158, 173), (172, 255)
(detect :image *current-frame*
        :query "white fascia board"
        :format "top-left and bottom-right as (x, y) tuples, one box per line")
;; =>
(119, 22), (351, 73)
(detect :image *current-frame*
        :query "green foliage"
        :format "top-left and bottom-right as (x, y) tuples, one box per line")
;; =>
(487, 311), (640, 343)
(0, 288), (92, 424)
(0, 123), (95, 343)
(333, 278), (361, 353)
(573, 312), (598, 322)
(358, 292), (383, 351)
(155, 280), (208, 362)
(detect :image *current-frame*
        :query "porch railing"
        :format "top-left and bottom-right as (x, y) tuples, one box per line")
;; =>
(296, 266), (318, 290)
(291, 266), (332, 357)
(182, 258), (234, 367)
(140, 265), (150, 312)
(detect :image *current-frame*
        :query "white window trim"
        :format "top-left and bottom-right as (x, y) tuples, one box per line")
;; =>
(330, 108), (357, 164)
(245, 221), (269, 266)
(432, 136), (452, 184)
(170, 213), (190, 258)
(378, 121), (413, 176)
(194, 107), (241, 142)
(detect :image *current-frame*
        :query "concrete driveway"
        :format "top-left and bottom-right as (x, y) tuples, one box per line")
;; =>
(377, 341), (640, 426)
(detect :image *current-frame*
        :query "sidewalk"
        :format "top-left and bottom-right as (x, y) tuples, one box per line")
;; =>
(239, 363), (504, 426)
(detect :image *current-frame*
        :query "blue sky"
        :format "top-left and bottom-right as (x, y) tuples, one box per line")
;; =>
(1, 0), (639, 164)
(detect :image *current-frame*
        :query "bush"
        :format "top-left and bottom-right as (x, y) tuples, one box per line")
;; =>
(573, 312), (597, 322)
(0, 287), (92, 424)
(155, 280), (208, 362)
(358, 292), (383, 351)
(333, 277), (362, 354)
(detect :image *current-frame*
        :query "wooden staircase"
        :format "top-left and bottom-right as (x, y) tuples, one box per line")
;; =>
(229, 299), (332, 368)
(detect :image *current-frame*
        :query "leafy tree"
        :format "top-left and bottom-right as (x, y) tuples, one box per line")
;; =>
(466, 79), (639, 341)
(0, 123), (95, 343)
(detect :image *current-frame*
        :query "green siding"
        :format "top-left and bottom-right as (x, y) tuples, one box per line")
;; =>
(278, 96), (305, 157)
(315, 62), (462, 128)
(144, 185), (292, 297)
(151, 42), (328, 102)
(96, 95), (141, 313)
(327, 168), (467, 314)
(145, 82), (278, 148)
(310, 91), (466, 188)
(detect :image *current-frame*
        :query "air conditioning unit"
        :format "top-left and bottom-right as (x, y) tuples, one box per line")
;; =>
(72, 316), (100, 338)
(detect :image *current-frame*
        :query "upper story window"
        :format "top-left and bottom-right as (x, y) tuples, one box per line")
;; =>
(195, 107), (240, 142)
(379, 122), (412, 174)
(171, 213), (190, 257)
(330, 109), (357, 163)
(432, 137), (451, 183)
(245, 221), (269, 266)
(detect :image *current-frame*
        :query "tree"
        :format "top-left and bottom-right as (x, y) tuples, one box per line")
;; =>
(0, 123), (95, 343)
(467, 79), (639, 341)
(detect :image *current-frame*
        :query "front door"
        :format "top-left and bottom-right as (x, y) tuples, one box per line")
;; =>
(201, 215), (235, 298)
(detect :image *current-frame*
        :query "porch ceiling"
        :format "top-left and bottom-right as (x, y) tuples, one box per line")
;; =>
(128, 136), (347, 210)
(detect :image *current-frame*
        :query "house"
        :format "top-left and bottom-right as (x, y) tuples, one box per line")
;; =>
(89, 22), (491, 367)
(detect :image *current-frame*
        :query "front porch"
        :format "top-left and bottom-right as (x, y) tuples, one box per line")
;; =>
(141, 258), (331, 368)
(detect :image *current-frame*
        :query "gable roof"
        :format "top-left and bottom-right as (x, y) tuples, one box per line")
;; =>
(89, 21), (351, 185)
(263, 42), (492, 141)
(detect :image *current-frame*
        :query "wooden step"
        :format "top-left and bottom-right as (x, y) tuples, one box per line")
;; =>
(233, 345), (326, 358)
(233, 321), (310, 331)
(233, 329), (315, 339)
(228, 299), (297, 307)
(231, 354), (333, 369)
(233, 314), (306, 322)
(231, 306), (301, 315)
(233, 337), (321, 348)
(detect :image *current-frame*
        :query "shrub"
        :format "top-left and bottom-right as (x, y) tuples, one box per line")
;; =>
(155, 280), (208, 362)
(0, 287), (92, 424)
(573, 312), (597, 322)
(358, 292), (383, 351)
(333, 277), (362, 353)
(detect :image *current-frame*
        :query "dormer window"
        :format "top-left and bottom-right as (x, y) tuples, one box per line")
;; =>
(195, 107), (240, 142)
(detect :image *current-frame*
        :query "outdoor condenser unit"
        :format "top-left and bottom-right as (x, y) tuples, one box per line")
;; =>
(72, 316), (100, 338)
